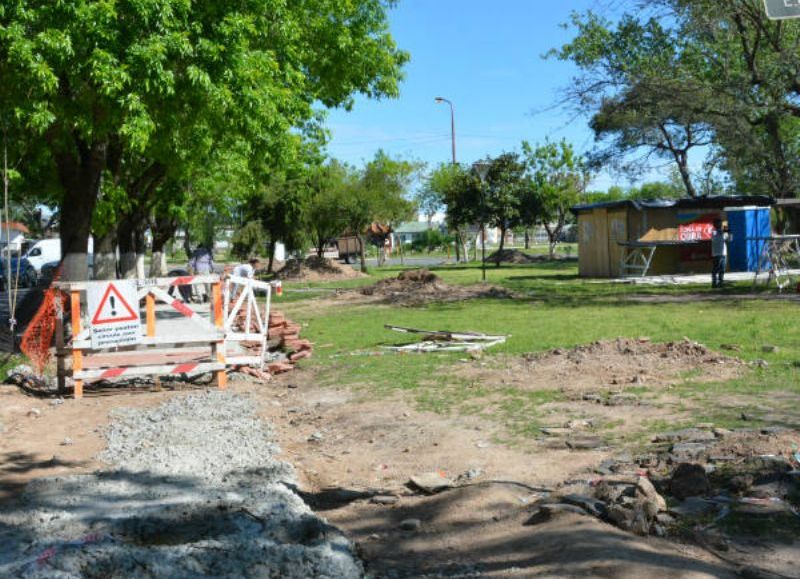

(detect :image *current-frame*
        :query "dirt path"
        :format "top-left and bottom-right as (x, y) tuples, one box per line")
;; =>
(1, 366), (791, 578)
(250, 369), (739, 578)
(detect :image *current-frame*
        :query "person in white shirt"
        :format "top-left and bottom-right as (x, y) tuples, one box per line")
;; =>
(233, 258), (260, 279)
(711, 219), (732, 288)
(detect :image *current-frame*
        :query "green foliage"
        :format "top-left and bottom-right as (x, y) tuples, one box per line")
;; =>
(339, 150), (419, 271)
(555, 2), (800, 199)
(524, 139), (587, 256)
(410, 228), (452, 253)
(0, 0), (409, 277)
(305, 160), (355, 256)
(553, 11), (713, 197)
(231, 221), (266, 260)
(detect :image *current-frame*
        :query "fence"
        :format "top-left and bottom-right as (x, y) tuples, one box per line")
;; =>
(222, 275), (281, 368)
(56, 275), (230, 399)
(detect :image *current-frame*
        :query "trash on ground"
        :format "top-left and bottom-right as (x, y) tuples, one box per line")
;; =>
(383, 325), (507, 353)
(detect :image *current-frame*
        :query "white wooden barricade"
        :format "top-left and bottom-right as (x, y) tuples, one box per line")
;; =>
(56, 275), (226, 399)
(223, 275), (281, 369)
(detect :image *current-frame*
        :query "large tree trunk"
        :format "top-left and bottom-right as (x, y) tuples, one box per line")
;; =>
(149, 214), (177, 278)
(496, 225), (507, 267)
(56, 142), (107, 281)
(524, 229), (530, 250)
(134, 225), (146, 279)
(357, 235), (368, 273)
(117, 218), (137, 279)
(267, 239), (276, 274)
(93, 231), (117, 280)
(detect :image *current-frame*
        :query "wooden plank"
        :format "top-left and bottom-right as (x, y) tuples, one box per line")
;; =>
(70, 290), (83, 399)
(66, 333), (224, 351)
(607, 209), (628, 278)
(146, 293), (156, 337)
(56, 275), (220, 291)
(212, 282), (227, 389)
(74, 362), (225, 381)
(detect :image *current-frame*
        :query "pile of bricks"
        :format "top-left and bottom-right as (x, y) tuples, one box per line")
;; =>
(265, 310), (313, 374)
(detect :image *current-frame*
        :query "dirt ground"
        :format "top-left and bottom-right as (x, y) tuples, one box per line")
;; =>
(357, 269), (514, 306)
(277, 256), (367, 282)
(4, 371), (794, 577)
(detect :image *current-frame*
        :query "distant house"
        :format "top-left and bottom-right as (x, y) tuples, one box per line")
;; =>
(0, 222), (30, 253)
(393, 221), (440, 245)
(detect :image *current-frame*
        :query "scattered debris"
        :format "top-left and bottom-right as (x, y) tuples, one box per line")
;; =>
(409, 471), (454, 494)
(398, 518), (422, 531)
(383, 325), (507, 353)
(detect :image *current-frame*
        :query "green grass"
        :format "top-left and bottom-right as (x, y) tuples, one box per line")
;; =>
(279, 260), (800, 445)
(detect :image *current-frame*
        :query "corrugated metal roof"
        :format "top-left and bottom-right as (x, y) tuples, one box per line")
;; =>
(571, 195), (774, 215)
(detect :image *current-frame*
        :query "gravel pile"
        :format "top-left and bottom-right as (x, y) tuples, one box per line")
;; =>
(0, 391), (363, 579)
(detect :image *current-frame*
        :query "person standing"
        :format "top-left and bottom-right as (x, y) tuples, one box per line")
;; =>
(711, 219), (731, 288)
(188, 245), (215, 302)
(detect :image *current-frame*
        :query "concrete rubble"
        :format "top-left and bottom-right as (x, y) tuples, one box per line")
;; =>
(0, 391), (363, 578)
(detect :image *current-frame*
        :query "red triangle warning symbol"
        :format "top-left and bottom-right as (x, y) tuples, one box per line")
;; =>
(91, 283), (139, 325)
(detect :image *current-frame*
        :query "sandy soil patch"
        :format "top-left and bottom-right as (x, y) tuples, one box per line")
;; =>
(358, 269), (514, 306)
(277, 256), (366, 282)
(457, 338), (744, 396)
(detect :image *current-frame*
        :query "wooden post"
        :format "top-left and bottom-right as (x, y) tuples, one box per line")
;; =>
(55, 292), (66, 394)
(70, 290), (83, 399)
(146, 293), (156, 338)
(212, 281), (227, 389)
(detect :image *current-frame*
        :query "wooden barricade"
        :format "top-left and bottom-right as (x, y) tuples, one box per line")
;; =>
(222, 275), (280, 369)
(56, 275), (226, 399)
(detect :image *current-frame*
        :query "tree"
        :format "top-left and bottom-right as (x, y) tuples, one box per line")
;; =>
(556, 2), (800, 200)
(305, 161), (353, 258)
(524, 140), (588, 259)
(480, 153), (531, 265)
(231, 221), (267, 261)
(428, 163), (472, 262)
(415, 186), (444, 227)
(341, 151), (417, 272)
(0, 0), (408, 280)
(552, 13), (714, 197)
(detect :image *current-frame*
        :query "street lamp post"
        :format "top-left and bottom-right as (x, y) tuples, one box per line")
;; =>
(436, 96), (461, 263)
(473, 161), (490, 283)
(434, 97), (456, 165)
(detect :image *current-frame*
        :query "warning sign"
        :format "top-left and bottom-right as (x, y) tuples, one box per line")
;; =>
(87, 280), (142, 349)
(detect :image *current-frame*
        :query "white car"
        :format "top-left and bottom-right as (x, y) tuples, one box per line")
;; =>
(24, 238), (95, 275)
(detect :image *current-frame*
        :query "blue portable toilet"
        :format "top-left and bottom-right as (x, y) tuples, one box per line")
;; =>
(726, 207), (771, 272)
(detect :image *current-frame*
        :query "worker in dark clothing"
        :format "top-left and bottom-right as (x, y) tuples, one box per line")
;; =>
(711, 219), (732, 288)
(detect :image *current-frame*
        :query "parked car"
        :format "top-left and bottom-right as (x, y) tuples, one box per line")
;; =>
(22, 238), (95, 275)
(0, 257), (37, 291)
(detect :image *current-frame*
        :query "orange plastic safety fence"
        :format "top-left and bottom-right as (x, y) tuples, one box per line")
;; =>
(20, 267), (64, 375)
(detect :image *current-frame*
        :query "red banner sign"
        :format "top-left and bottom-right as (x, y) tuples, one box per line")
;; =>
(678, 221), (715, 242)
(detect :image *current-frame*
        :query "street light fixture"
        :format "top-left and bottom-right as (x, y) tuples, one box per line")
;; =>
(435, 96), (460, 263)
(434, 96), (456, 165)
(473, 160), (491, 283)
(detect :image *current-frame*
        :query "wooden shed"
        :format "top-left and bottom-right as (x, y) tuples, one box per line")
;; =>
(572, 196), (774, 278)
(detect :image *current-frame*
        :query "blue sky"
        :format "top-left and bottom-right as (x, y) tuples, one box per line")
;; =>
(324, 0), (635, 189)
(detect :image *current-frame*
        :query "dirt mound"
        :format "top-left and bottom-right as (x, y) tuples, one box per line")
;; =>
(360, 269), (513, 306)
(485, 248), (539, 264)
(277, 256), (365, 282)
(397, 268), (441, 283)
(457, 338), (743, 396)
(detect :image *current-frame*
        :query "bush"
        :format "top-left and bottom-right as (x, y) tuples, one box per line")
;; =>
(231, 221), (266, 260)
(409, 229), (452, 253)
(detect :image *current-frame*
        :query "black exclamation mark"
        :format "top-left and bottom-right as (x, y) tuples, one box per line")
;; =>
(110, 295), (117, 317)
